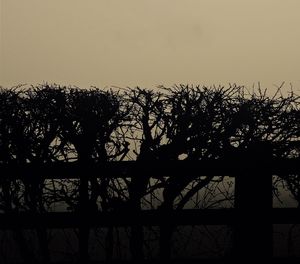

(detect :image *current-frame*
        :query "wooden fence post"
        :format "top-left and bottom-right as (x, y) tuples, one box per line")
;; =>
(78, 162), (90, 263)
(234, 142), (273, 260)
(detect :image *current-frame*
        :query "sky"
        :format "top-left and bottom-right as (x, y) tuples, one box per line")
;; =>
(1, 0), (300, 92)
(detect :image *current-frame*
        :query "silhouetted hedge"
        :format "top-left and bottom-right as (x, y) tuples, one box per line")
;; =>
(0, 84), (299, 262)
(1, 84), (298, 163)
(0, 84), (299, 206)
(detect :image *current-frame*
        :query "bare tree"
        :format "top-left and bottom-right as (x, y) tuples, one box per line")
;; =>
(0, 84), (299, 262)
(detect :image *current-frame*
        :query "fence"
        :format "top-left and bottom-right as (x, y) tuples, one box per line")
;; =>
(0, 158), (300, 263)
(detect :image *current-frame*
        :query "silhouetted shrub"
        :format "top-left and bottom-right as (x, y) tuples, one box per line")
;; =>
(0, 83), (299, 262)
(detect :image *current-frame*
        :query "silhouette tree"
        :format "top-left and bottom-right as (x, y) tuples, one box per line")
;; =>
(55, 87), (128, 261)
(0, 84), (299, 262)
(121, 87), (168, 260)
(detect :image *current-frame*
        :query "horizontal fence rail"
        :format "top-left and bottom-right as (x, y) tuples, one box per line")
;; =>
(0, 208), (300, 229)
(0, 159), (299, 179)
(0, 159), (299, 262)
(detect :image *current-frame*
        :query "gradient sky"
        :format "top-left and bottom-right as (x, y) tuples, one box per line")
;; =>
(1, 0), (300, 92)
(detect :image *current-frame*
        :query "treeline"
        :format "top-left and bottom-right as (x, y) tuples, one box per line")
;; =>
(0, 84), (299, 163)
(0, 84), (299, 210)
(0, 83), (299, 261)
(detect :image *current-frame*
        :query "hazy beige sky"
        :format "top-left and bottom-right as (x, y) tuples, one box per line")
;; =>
(1, 0), (300, 91)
